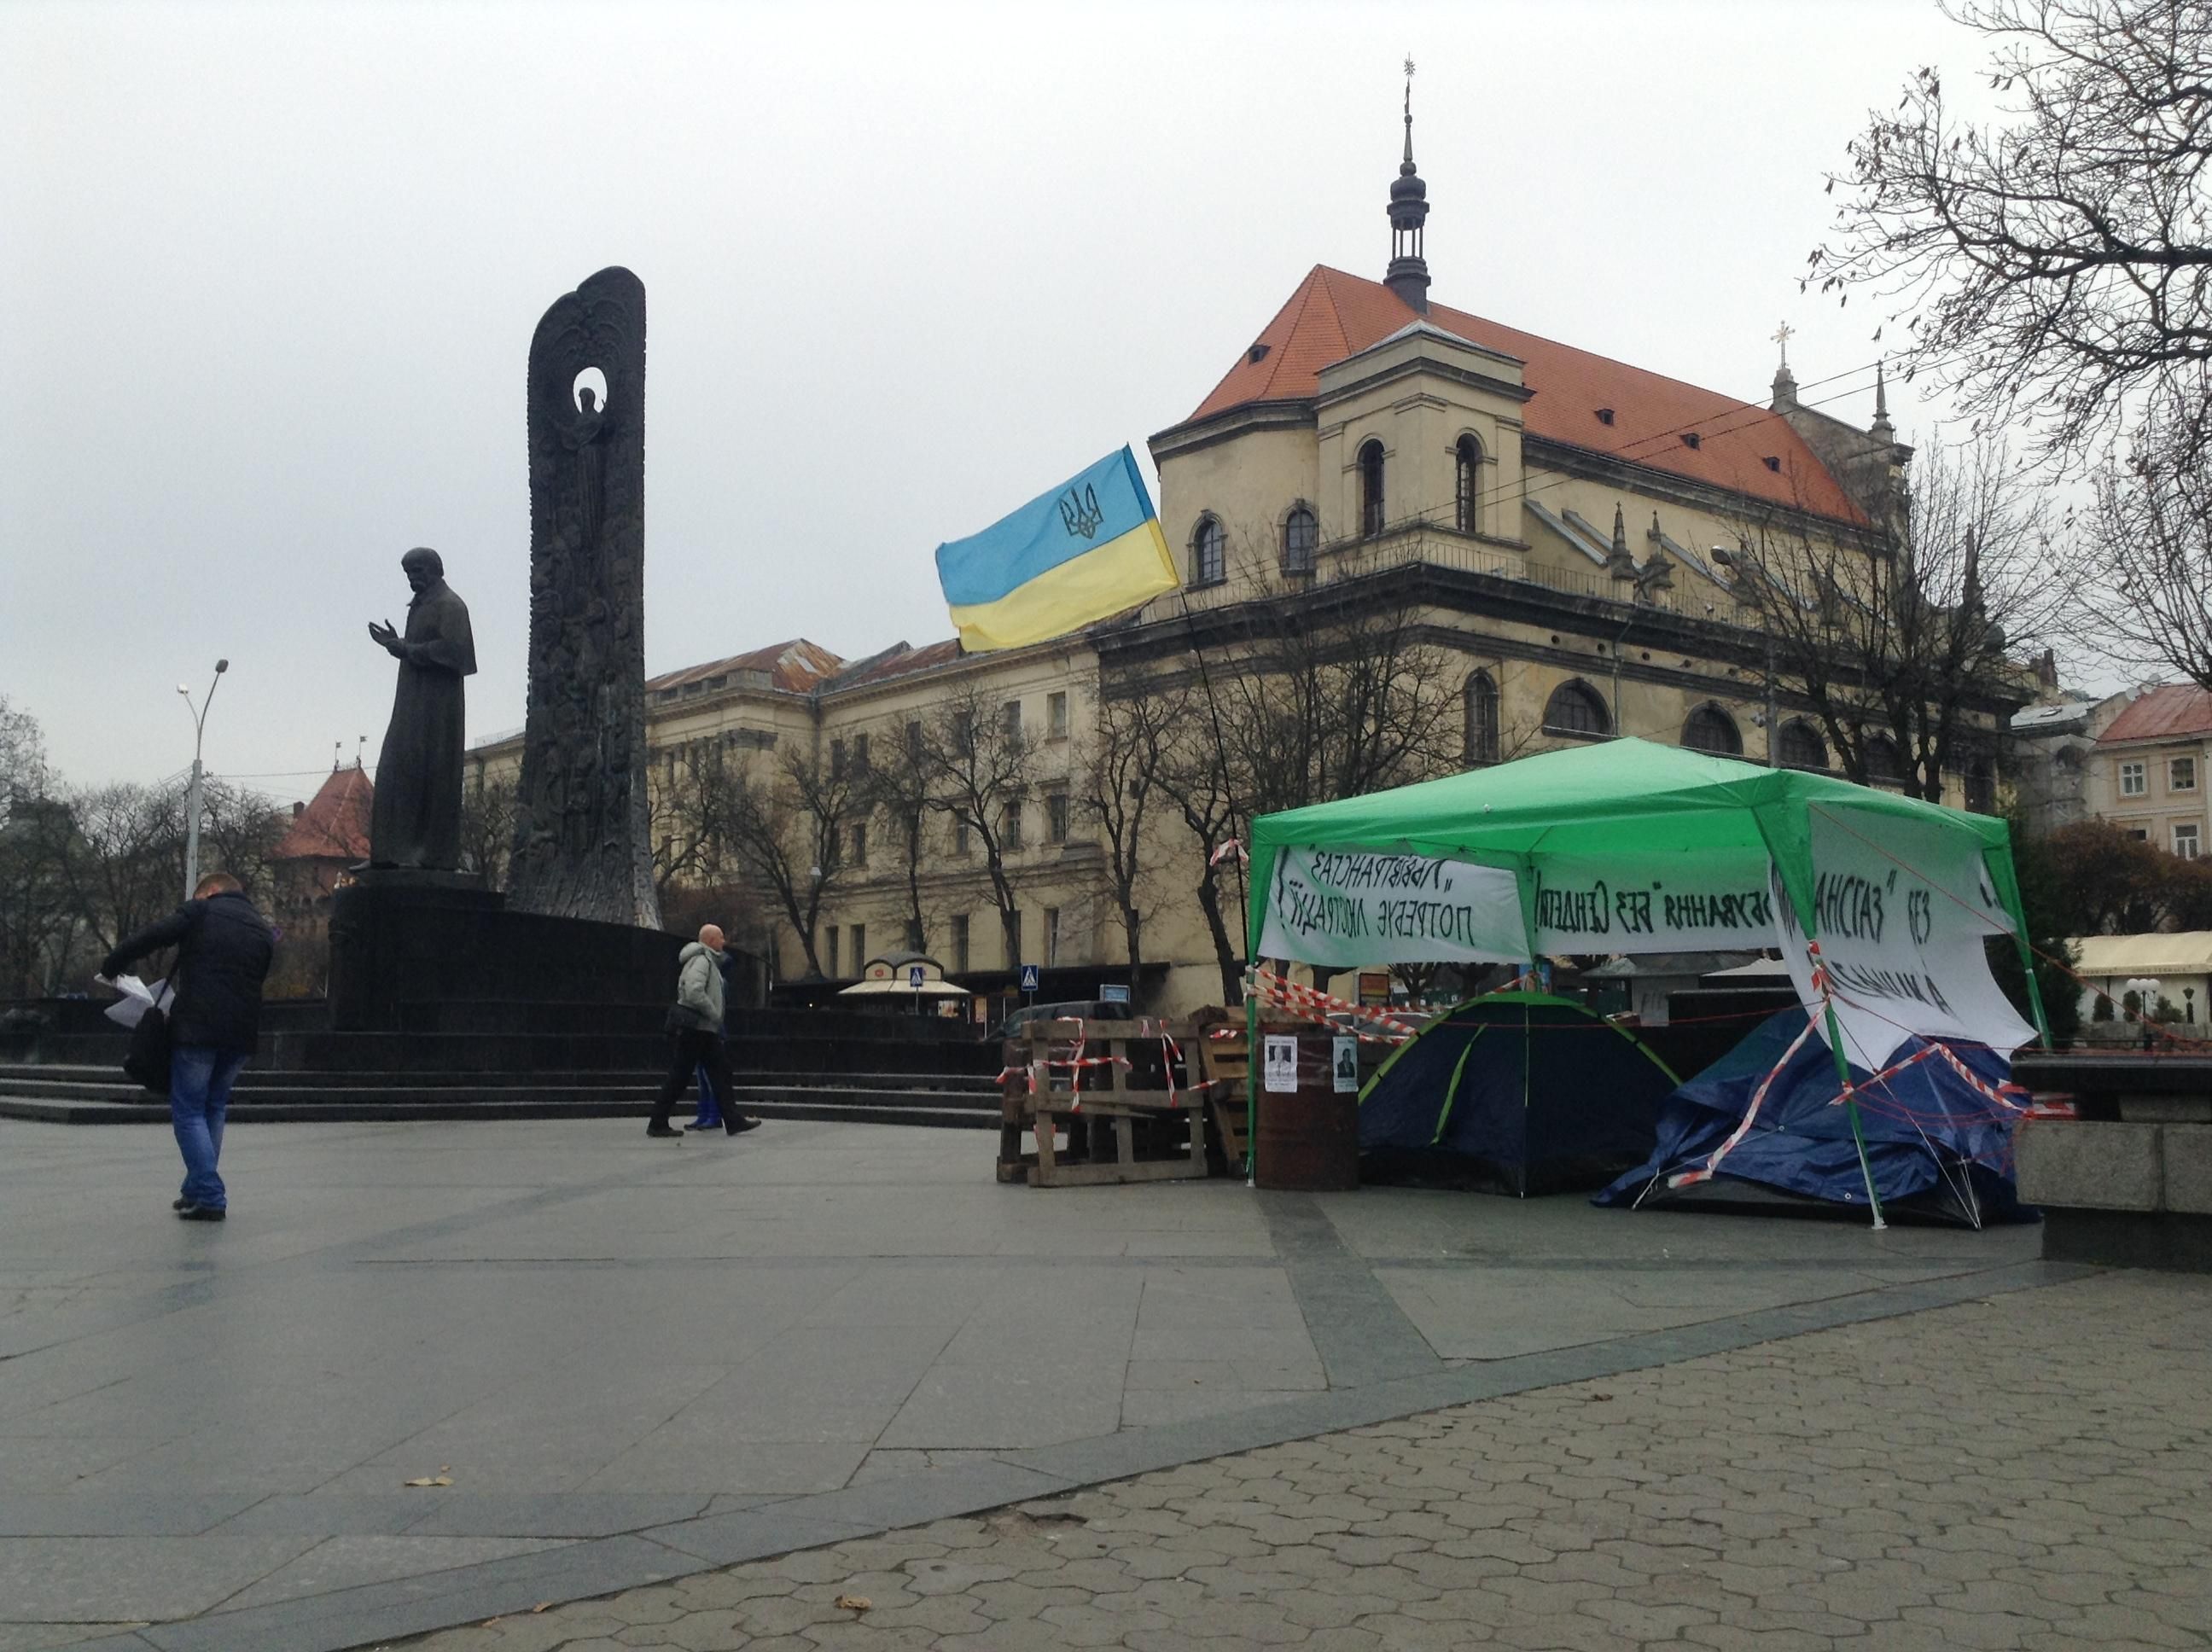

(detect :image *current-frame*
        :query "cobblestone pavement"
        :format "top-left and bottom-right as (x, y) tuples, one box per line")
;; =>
(387, 1271), (2212, 1652)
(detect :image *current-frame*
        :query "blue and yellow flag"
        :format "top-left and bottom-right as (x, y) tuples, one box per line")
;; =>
(934, 446), (1179, 652)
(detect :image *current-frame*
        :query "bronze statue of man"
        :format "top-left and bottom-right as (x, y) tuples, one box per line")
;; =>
(365, 547), (477, 870)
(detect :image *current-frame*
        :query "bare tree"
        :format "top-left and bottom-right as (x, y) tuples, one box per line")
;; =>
(1720, 439), (2059, 801)
(1076, 683), (1181, 1005)
(2075, 392), (2212, 689)
(458, 773), (518, 892)
(917, 683), (1035, 970)
(1814, 0), (2212, 473)
(862, 715), (934, 955)
(1145, 573), (1465, 1003)
(695, 743), (859, 978)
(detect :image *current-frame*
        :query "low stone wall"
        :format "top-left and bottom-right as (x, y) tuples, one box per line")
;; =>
(2019, 1116), (2212, 1271)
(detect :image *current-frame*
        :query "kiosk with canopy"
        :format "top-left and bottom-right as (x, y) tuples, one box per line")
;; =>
(1243, 740), (2050, 1225)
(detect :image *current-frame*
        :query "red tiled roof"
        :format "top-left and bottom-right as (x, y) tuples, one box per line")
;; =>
(1183, 266), (1865, 524)
(271, 765), (373, 862)
(2098, 683), (2212, 744)
(648, 639), (843, 695)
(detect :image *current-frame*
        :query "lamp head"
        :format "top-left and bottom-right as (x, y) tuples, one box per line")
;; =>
(215, 659), (229, 674)
(177, 683), (190, 696)
(1710, 546), (1736, 568)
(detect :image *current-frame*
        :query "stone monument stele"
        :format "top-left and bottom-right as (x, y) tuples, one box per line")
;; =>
(363, 546), (476, 871)
(506, 265), (661, 929)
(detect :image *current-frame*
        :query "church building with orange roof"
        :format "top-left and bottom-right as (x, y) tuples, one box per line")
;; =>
(468, 100), (2020, 1017)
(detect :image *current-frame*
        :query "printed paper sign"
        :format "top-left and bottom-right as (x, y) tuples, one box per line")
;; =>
(1780, 804), (2033, 1065)
(1259, 847), (1528, 969)
(1331, 1037), (1360, 1094)
(1262, 1035), (1299, 1093)
(1530, 851), (1777, 953)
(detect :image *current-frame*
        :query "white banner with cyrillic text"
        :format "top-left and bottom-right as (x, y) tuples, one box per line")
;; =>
(1258, 847), (1529, 969)
(1529, 852), (1778, 953)
(1780, 805), (2034, 1066)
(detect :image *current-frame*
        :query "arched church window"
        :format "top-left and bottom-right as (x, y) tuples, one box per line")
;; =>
(1543, 679), (1610, 737)
(1778, 719), (1829, 771)
(1682, 705), (1742, 755)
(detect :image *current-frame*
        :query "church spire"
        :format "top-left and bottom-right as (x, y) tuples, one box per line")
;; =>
(1870, 358), (1895, 443)
(1385, 55), (1431, 313)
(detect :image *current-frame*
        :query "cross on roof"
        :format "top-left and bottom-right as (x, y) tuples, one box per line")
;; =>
(1773, 321), (1795, 366)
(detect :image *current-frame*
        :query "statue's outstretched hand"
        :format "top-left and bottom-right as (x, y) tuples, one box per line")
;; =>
(368, 620), (401, 656)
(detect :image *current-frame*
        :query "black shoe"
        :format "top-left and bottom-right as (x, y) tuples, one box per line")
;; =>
(725, 1116), (761, 1135)
(177, 1204), (226, 1222)
(172, 1197), (189, 1211)
(683, 1121), (717, 1131)
(645, 1124), (682, 1139)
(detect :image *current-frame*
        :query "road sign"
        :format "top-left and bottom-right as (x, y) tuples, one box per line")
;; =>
(1098, 983), (1131, 1004)
(1019, 963), (1040, 993)
(907, 963), (926, 990)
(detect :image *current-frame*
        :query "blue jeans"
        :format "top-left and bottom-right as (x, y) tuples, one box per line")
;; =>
(170, 1045), (247, 1210)
(690, 1064), (723, 1130)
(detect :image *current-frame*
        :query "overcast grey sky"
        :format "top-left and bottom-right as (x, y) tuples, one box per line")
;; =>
(3, 0), (1981, 801)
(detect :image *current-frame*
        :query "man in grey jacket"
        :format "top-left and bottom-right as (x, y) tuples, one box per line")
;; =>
(648, 925), (751, 1139)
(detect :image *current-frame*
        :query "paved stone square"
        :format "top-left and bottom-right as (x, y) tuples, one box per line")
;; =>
(388, 1270), (2212, 1652)
(0, 1115), (2157, 1650)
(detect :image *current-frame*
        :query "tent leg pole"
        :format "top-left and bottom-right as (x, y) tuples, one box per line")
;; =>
(1821, 998), (1886, 1231)
(1243, 980), (1259, 1188)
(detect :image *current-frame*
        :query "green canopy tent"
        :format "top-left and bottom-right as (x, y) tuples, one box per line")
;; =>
(1243, 740), (2049, 1224)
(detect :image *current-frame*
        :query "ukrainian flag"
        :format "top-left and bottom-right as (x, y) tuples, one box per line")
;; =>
(934, 446), (1179, 652)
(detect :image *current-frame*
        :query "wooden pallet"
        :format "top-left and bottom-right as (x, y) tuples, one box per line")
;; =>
(997, 1019), (1208, 1187)
(1195, 1023), (1251, 1175)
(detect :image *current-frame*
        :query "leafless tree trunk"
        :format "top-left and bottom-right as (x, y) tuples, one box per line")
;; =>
(1077, 684), (1181, 1008)
(917, 684), (1034, 970)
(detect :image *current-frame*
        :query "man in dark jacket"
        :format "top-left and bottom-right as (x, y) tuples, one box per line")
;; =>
(102, 872), (274, 1220)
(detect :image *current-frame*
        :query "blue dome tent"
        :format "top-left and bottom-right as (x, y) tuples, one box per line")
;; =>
(1358, 992), (1681, 1195)
(1595, 1009), (2034, 1227)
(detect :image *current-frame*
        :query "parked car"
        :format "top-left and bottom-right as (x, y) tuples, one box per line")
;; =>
(992, 999), (1138, 1044)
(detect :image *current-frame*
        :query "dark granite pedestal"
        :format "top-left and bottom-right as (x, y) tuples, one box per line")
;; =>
(329, 872), (686, 1033)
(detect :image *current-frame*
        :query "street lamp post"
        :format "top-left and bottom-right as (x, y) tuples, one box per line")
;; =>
(178, 660), (230, 899)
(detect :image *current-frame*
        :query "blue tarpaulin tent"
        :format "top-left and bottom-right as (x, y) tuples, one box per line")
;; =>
(1358, 992), (1680, 1195)
(1594, 1009), (2034, 1227)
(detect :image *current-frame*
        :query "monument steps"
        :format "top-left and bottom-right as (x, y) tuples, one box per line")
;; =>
(0, 1066), (995, 1129)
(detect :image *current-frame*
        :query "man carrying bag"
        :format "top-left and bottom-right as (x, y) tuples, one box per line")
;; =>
(101, 871), (274, 1220)
(649, 924), (758, 1140)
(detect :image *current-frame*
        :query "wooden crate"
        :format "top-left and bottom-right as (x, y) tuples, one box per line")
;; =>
(996, 1019), (1208, 1187)
(1194, 1023), (1251, 1176)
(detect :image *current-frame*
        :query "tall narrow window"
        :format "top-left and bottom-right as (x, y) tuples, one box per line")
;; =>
(849, 922), (865, 968)
(826, 927), (840, 977)
(1965, 756), (1996, 814)
(1046, 791), (1069, 843)
(1002, 801), (1022, 850)
(1047, 691), (1068, 738)
(1044, 906), (1062, 966)
(1191, 515), (1225, 585)
(1005, 910), (1023, 970)
(1359, 440), (1386, 537)
(952, 914), (969, 973)
(1464, 671), (1500, 765)
(1282, 505), (1318, 574)
(1454, 436), (1481, 532)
